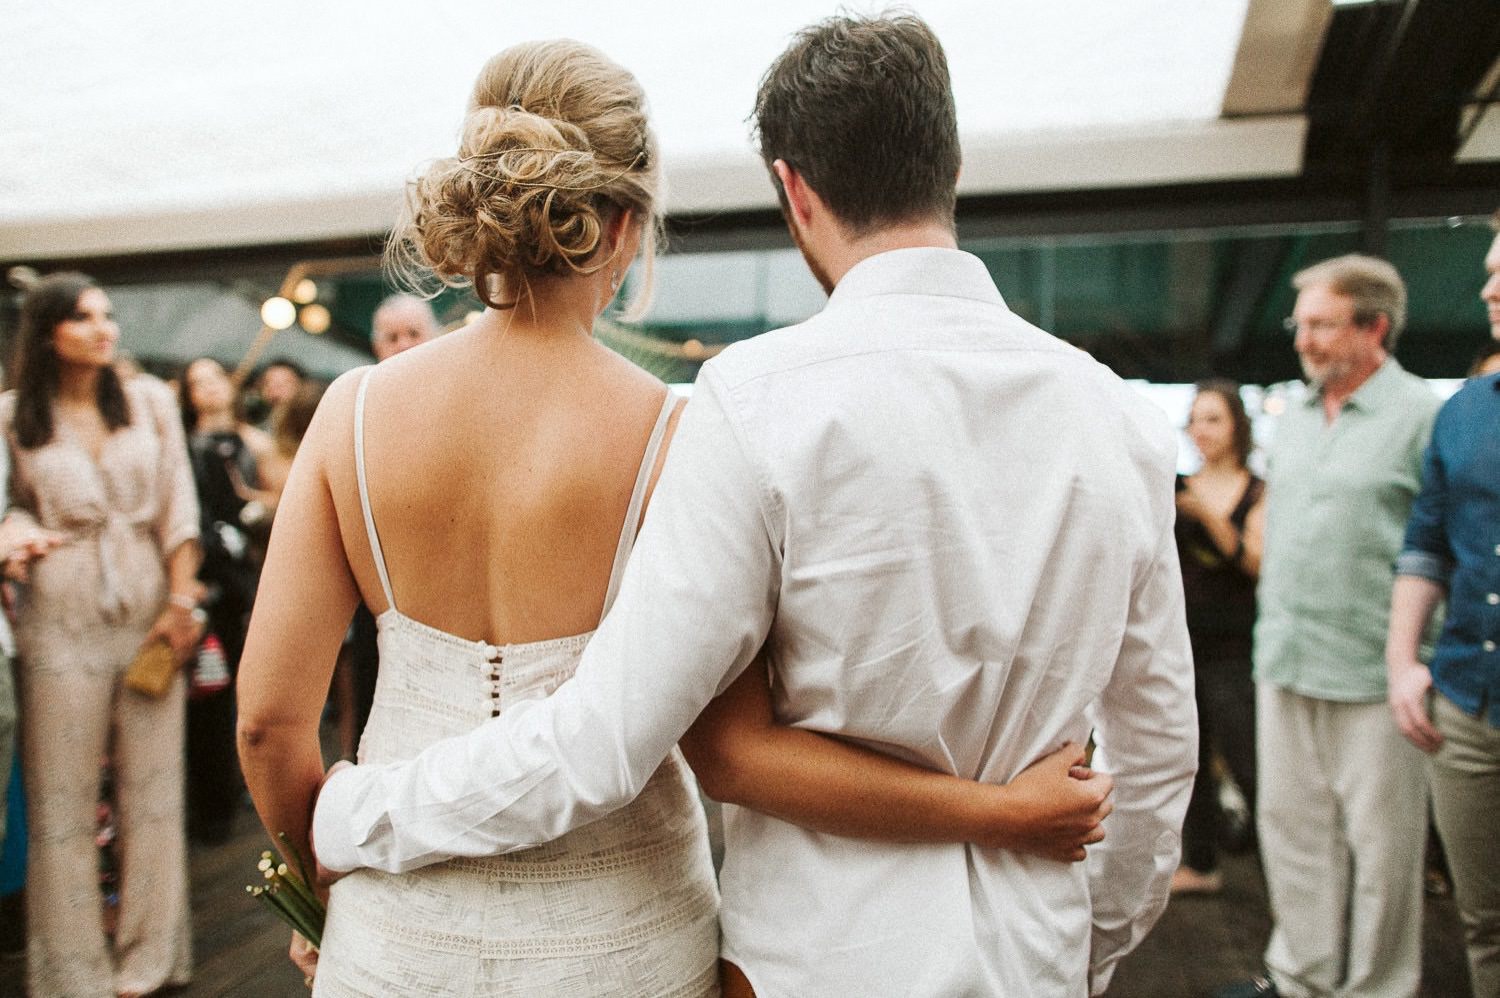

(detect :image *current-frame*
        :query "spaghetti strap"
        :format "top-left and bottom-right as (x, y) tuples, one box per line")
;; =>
(354, 369), (397, 613)
(599, 390), (678, 622)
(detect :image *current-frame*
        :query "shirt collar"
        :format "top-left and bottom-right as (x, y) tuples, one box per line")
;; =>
(1302, 356), (1407, 412)
(827, 247), (1006, 309)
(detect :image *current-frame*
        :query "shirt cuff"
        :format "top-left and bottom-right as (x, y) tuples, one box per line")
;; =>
(1393, 549), (1452, 585)
(312, 765), (367, 874)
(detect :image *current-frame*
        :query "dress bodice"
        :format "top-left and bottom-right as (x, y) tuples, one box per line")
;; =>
(314, 368), (718, 997)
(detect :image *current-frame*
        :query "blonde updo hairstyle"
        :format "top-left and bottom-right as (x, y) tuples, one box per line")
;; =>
(388, 40), (660, 317)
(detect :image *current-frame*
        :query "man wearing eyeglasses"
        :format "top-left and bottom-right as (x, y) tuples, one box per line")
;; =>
(1219, 255), (1440, 998)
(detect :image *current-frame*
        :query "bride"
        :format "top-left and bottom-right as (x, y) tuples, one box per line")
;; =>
(238, 39), (1105, 996)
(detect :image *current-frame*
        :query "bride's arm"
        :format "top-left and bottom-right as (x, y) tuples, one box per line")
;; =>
(679, 659), (1112, 862)
(238, 374), (362, 875)
(647, 394), (1109, 862)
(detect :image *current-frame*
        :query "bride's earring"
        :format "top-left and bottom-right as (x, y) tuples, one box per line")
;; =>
(610, 270), (620, 292)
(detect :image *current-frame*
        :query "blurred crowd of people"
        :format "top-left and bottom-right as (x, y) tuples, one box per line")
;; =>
(1178, 224), (1500, 998)
(0, 217), (1494, 998)
(0, 284), (435, 996)
(3, 235), (1498, 995)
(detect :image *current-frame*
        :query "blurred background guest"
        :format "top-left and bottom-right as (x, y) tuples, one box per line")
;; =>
(370, 293), (439, 363)
(1172, 379), (1265, 895)
(1221, 255), (1437, 998)
(2, 272), (202, 997)
(252, 358), (306, 432)
(179, 356), (273, 844)
(0, 466), (63, 960)
(258, 379), (326, 507)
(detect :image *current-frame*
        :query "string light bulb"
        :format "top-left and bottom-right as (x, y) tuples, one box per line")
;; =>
(292, 279), (319, 304)
(299, 303), (331, 334)
(260, 296), (296, 330)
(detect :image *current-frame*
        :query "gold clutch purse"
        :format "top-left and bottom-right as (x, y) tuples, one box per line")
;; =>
(124, 638), (179, 698)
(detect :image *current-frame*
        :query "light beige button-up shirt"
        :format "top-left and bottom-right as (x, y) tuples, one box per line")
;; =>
(315, 247), (1197, 997)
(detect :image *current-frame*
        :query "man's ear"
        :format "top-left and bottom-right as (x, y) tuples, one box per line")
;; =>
(772, 160), (815, 228)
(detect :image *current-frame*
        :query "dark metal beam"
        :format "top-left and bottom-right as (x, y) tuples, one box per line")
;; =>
(1210, 237), (1289, 357)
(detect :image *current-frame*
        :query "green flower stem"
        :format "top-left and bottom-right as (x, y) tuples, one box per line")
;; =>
(263, 889), (321, 949)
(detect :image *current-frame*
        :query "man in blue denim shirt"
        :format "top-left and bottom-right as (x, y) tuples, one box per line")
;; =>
(1387, 211), (1500, 998)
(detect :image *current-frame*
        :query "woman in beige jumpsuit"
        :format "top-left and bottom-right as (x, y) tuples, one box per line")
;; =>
(3, 272), (202, 998)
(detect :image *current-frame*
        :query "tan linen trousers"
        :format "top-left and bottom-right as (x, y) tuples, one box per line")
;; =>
(1257, 683), (1428, 998)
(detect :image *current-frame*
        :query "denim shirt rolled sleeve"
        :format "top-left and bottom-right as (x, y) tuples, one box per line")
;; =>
(1394, 431), (1454, 585)
(1395, 373), (1500, 725)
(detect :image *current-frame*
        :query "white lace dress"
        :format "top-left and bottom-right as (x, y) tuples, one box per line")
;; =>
(313, 375), (720, 997)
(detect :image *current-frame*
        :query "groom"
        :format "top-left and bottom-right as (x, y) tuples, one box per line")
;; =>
(314, 13), (1195, 996)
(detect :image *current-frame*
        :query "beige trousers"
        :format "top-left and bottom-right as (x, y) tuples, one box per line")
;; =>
(1430, 690), (1500, 998)
(1257, 683), (1428, 998)
(20, 626), (192, 998)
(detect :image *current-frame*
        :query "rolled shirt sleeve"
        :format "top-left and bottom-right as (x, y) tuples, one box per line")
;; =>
(315, 370), (781, 874)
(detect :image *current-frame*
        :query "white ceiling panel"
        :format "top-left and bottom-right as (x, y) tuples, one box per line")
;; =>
(2, 0), (1272, 258)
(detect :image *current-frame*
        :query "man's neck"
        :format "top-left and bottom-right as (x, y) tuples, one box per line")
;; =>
(822, 218), (958, 290)
(1321, 353), (1387, 422)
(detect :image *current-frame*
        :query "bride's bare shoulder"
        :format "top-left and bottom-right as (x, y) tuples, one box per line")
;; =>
(293, 366), (371, 469)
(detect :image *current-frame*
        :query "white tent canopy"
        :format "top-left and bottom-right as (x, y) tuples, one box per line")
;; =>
(2, 0), (1326, 261)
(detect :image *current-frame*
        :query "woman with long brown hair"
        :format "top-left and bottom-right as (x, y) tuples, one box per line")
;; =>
(1172, 378), (1266, 894)
(2, 272), (202, 997)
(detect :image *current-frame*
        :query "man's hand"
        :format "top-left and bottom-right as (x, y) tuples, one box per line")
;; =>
(1388, 659), (1442, 753)
(312, 760), (354, 888)
(976, 741), (1113, 862)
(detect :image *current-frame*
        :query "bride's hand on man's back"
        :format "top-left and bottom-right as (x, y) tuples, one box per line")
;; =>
(975, 741), (1113, 863)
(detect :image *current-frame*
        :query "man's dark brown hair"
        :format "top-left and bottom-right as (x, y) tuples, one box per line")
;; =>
(752, 11), (960, 235)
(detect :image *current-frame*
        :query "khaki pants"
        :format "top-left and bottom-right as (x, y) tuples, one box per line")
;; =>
(1257, 684), (1428, 998)
(1430, 690), (1500, 998)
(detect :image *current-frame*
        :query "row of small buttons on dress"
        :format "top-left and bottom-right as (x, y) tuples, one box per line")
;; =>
(484, 649), (504, 716)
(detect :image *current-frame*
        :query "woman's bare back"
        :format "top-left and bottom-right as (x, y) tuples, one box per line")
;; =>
(319, 321), (676, 646)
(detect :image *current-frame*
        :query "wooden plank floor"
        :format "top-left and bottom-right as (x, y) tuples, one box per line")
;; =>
(0, 798), (1474, 997)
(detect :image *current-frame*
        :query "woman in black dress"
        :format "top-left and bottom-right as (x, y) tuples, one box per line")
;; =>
(1173, 378), (1266, 893)
(179, 356), (272, 842)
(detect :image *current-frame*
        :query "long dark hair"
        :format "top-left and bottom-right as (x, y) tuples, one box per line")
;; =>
(12, 272), (131, 449)
(1193, 378), (1253, 469)
(178, 356), (231, 435)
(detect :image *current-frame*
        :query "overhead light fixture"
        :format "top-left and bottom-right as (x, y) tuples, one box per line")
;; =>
(260, 296), (296, 330)
(292, 278), (318, 304)
(299, 303), (331, 334)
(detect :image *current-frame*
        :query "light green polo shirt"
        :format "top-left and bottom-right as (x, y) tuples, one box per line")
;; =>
(1253, 359), (1439, 701)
